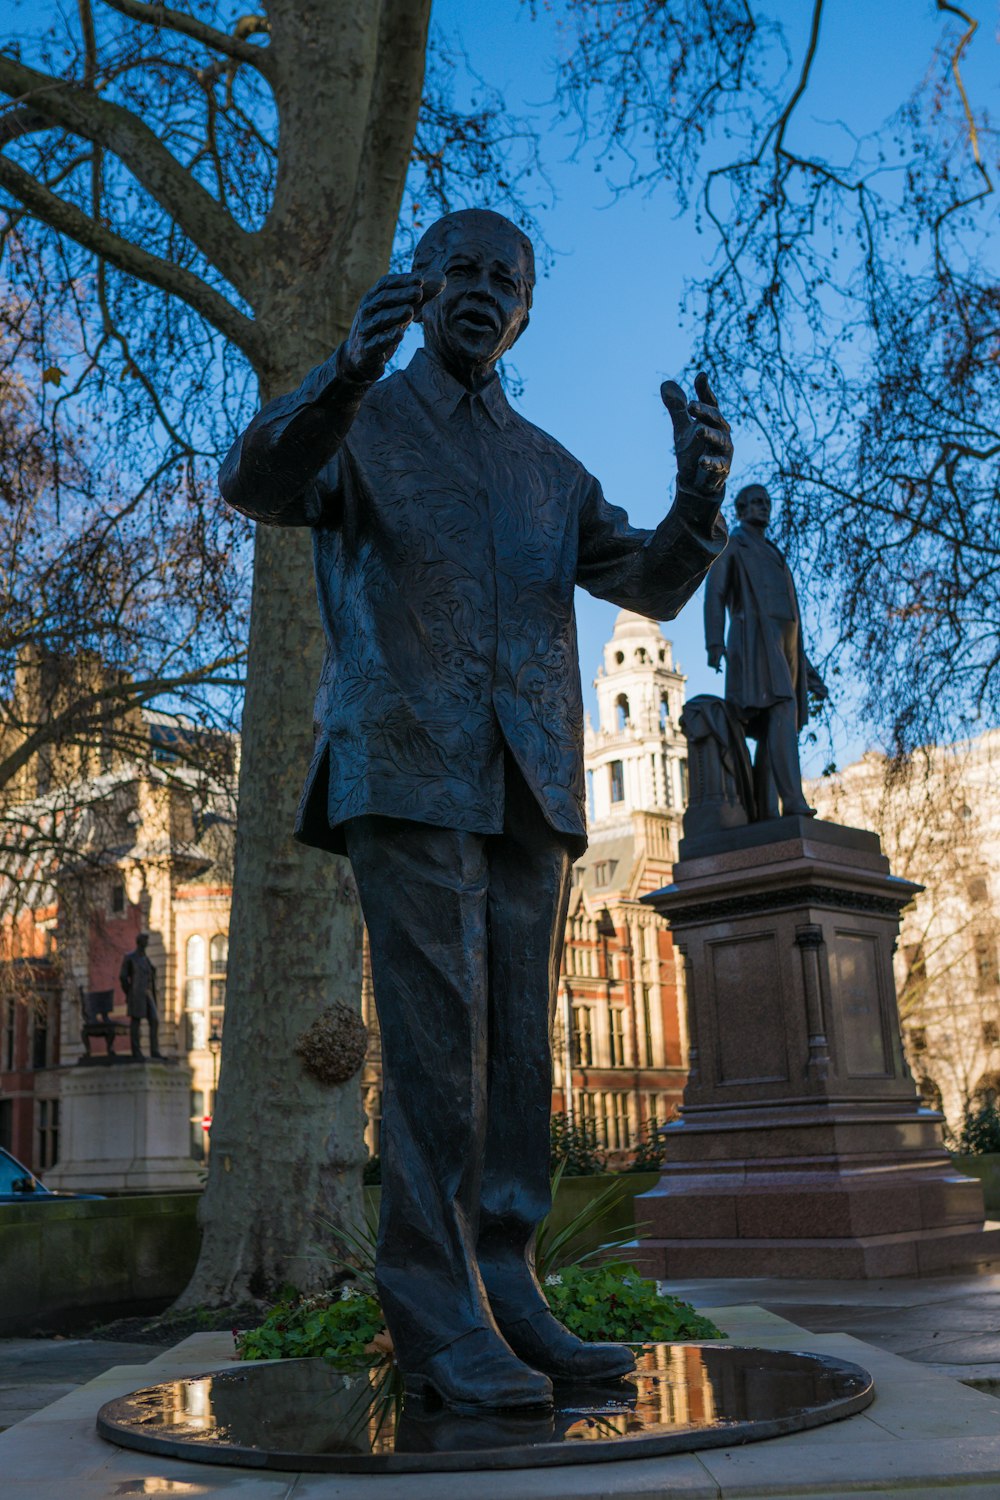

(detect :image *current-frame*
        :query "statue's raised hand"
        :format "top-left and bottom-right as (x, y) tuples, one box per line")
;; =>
(660, 372), (732, 498)
(343, 273), (445, 384)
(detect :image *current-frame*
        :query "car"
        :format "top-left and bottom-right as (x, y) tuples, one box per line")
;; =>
(0, 1146), (104, 1203)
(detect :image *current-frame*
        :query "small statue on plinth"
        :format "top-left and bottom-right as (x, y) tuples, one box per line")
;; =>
(695, 482), (827, 827)
(119, 933), (164, 1061)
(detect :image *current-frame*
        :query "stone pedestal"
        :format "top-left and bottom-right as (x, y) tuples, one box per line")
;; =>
(45, 1061), (202, 1194)
(635, 818), (1000, 1279)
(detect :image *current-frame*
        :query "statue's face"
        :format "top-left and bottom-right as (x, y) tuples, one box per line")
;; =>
(417, 224), (531, 374)
(136, 933), (149, 951)
(739, 487), (772, 529)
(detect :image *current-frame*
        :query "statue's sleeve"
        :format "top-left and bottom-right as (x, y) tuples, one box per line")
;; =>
(219, 344), (372, 527)
(118, 956), (130, 992)
(576, 475), (728, 621)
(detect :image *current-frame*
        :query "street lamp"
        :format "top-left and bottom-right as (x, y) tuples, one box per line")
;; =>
(208, 1023), (222, 1101)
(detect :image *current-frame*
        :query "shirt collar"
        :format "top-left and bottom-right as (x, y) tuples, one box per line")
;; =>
(403, 347), (512, 429)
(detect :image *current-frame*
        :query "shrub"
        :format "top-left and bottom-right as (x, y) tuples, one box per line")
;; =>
(542, 1261), (724, 1344)
(236, 1287), (385, 1366)
(950, 1098), (1000, 1155)
(549, 1111), (606, 1176)
(621, 1117), (666, 1174)
(236, 1263), (723, 1365)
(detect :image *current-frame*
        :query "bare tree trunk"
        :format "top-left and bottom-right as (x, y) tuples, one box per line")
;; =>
(177, 0), (431, 1305)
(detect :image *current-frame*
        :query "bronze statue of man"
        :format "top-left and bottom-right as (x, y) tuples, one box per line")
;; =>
(221, 208), (732, 1412)
(119, 933), (163, 1061)
(704, 482), (827, 819)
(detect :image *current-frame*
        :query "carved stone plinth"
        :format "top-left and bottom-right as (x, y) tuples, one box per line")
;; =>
(44, 1061), (202, 1194)
(635, 818), (1000, 1279)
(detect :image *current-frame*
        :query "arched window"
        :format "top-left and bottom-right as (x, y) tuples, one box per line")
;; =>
(614, 651), (624, 666)
(209, 934), (228, 1035)
(210, 934), (228, 974)
(186, 934), (205, 977)
(184, 935), (207, 1052)
(635, 647), (648, 664)
(659, 693), (669, 731)
(615, 693), (630, 731)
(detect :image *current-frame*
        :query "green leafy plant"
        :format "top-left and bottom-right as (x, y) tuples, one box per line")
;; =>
(236, 1164), (723, 1365)
(950, 1098), (1000, 1155)
(549, 1110), (606, 1176)
(621, 1117), (667, 1174)
(542, 1260), (723, 1344)
(235, 1287), (386, 1366)
(534, 1158), (639, 1278)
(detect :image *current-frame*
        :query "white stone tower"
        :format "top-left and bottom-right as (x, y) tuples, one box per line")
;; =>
(585, 609), (688, 834)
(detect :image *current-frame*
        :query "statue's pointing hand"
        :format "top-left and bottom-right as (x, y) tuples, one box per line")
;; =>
(660, 372), (732, 499)
(343, 272), (446, 384)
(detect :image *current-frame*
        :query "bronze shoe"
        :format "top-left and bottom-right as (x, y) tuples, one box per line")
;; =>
(498, 1306), (636, 1382)
(400, 1327), (553, 1413)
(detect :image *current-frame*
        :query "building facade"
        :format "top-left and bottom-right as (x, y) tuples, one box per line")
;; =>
(808, 732), (1000, 1131)
(0, 672), (235, 1176)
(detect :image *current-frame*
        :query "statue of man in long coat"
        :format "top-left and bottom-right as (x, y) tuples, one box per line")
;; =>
(119, 933), (163, 1061)
(705, 483), (827, 819)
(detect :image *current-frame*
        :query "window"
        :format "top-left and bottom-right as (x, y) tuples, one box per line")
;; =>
(0, 1098), (12, 1151)
(984, 1020), (1000, 1047)
(366, 1088), (383, 1156)
(969, 876), (990, 905)
(572, 1006), (594, 1067)
(661, 755), (674, 807)
(189, 1089), (206, 1163)
(609, 1006), (626, 1066)
(111, 883), (126, 914)
(36, 1099), (59, 1170)
(185, 935), (207, 1051)
(3, 1001), (15, 1071)
(210, 934), (228, 975)
(659, 694), (669, 731)
(586, 768), (594, 820)
(909, 1026), (928, 1054)
(31, 1003), (48, 1071)
(209, 934), (228, 1037)
(610, 760), (625, 803)
(614, 651), (624, 666)
(615, 694), (630, 731)
(635, 648), (648, 664)
(607, 1091), (631, 1152)
(974, 932), (999, 993)
(679, 758), (689, 802)
(642, 984), (655, 1066)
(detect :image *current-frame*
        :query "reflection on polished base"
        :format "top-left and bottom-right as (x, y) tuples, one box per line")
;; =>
(96, 1343), (874, 1474)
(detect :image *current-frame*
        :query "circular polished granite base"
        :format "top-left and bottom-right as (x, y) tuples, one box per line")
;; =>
(97, 1344), (873, 1474)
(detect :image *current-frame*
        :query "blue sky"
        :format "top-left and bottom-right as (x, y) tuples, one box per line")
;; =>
(2, 1), (994, 767)
(395, 0), (997, 771)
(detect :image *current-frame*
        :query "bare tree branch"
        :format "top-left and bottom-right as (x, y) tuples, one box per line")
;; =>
(0, 151), (262, 361)
(0, 51), (255, 291)
(98, 0), (271, 69)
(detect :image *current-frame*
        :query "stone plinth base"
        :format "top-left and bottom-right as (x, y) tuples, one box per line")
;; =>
(45, 1061), (202, 1193)
(636, 818), (1000, 1279)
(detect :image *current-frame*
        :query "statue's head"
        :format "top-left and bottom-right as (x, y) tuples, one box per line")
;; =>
(734, 483), (772, 530)
(412, 209), (535, 377)
(136, 932), (149, 951)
